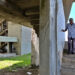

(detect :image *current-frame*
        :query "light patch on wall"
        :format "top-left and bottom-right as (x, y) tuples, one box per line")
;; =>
(65, 2), (75, 41)
(68, 2), (75, 22)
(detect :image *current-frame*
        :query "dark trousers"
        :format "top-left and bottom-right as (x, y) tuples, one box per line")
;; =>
(68, 37), (75, 54)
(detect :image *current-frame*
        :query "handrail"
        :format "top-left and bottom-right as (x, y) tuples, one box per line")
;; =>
(0, 29), (8, 36)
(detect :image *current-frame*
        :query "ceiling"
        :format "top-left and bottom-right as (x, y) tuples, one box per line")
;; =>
(0, 0), (40, 35)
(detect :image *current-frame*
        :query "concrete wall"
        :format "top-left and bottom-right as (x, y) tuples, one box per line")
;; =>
(57, 0), (65, 74)
(21, 26), (32, 55)
(8, 22), (21, 55)
(8, 22), (32, 55)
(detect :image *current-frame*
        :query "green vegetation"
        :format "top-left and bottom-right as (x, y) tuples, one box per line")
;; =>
(0, 54), (31, 71)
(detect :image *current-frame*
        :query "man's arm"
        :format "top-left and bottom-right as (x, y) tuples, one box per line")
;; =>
(61, 28), (67, 32)
(61, 24), (68, 32)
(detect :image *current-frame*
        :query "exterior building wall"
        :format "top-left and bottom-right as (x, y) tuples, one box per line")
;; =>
(8, 22), (22, 55)
(21, 26), (32, 55)
(8, 22), (32, 55)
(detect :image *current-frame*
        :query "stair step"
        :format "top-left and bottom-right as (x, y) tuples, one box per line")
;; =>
(62, 55), (75, 63)
(61, 54), (75, 75)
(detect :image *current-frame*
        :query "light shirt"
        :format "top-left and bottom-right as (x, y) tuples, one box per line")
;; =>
(66, 23), (75, 38)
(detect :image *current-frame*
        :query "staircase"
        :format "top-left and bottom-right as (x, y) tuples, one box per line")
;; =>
(0, 30), (8, 53)
(0, 20), (18, 53)
(61, 54), (75, 75)
(0, 20), (8, 53)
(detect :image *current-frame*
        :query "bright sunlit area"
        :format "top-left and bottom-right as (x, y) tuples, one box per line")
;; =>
(0, 54), (31, 71)
(65, 2), (75, 41)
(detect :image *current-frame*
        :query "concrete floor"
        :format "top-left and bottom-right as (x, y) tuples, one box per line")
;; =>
(0, 68), (39, 75)
(61, 54), (75, 75)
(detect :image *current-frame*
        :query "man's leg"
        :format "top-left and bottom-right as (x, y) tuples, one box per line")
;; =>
(68, 38), (72, 54)
(72, 38), (75, 54)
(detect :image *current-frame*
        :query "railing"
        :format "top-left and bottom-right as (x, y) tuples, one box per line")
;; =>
(0, 29), (8, 36)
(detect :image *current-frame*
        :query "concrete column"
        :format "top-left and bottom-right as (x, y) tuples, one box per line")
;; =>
(40, 0), (57, 75)
(31, 29), (39, 66)
(57, 0), (66, 75)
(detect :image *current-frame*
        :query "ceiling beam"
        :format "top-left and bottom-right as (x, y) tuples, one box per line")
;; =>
(0, 0), (24, 17)
(0, 0), (6, 5)
(31, 20), (39, 25)
(23, 6), (39, 16)
(63, 0), (74, 22)
(29, 15), (39, 19)
(24, 6), (39, 12)
(26, 12), (39, 16)
(73, 0), (75, 2)
(6, 0), (23, 13)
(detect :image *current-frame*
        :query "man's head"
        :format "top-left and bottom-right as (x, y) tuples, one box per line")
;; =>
(69, 18), (74, 24)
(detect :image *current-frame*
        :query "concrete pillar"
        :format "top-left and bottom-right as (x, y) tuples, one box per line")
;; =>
(40, 0), (57, 75)
(31, 29), (39, 66)
(57, 0), (65, 74)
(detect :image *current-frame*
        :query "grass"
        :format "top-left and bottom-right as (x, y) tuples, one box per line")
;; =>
(0, 53), (31, 71)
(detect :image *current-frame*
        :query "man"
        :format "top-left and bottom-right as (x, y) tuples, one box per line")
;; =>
(62, 18), (75, 54)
